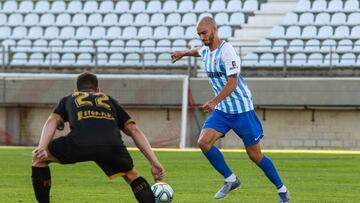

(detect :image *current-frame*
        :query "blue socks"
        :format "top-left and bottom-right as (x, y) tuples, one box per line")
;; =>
(203, 146), (232, 178)
(258, 156), (284, 189)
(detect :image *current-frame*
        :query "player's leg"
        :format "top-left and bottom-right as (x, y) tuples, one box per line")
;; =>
(96, 146), (155, 203)
(198, 110), (240, 199)
(31, 148), (59, 203)
(246, 144), (289, 203)
(198, 128), (241, 199)
(233, 110), (289, 202)
(122, 170), (155, 203)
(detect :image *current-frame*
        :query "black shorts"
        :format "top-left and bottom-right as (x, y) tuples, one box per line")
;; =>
(48, 136), (134, 179)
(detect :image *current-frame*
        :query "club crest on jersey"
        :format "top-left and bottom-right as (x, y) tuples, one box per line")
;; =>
(214, 56), (220, 65)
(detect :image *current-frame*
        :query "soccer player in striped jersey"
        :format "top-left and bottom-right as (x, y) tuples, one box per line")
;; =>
(171, 17), (290, 203)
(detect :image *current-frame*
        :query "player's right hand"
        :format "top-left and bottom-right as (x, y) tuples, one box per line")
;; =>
(151, 162), (165, 182)
(171, 51), (183, 63)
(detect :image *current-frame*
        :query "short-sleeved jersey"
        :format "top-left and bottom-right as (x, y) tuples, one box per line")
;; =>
(198, 41), (254, 114)
(52, 91), (134, 146)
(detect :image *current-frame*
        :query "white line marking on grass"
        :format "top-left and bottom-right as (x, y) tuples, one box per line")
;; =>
(2, 146), (360, 154)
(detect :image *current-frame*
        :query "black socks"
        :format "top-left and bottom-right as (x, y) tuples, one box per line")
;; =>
(32, 166), (51, 203)
(130, 176), (155, 203)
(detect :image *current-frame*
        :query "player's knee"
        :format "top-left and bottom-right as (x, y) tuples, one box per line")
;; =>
(247, 153), (263, 164)
(123, 169), (140, 183)
(197, 139), (211, 151)
(32, 155), (48, 167)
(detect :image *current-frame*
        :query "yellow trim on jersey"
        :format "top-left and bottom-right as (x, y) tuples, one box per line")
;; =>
(124, 118), (136, 128)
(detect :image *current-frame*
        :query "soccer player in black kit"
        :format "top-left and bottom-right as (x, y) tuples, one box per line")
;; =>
(31, 72), (164, 203)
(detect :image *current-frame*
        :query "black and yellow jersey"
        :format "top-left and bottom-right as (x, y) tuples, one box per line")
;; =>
(51, 91), (134, 146)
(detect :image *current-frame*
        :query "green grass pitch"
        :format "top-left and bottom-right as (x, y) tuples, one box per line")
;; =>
(1, 147), (360, 203)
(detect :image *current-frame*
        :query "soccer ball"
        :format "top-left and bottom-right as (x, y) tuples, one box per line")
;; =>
(151, 182), (174, 203)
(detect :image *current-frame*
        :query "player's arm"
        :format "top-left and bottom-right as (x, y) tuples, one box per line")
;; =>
(202, 75), (238, 113)
(33, 114), (62, 160)
(124, 122), (165, 181)
(171, 48), (201, 63)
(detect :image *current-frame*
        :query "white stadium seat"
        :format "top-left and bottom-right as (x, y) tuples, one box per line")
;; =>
(45, 53), (60, 65)
(56, 13), (71, 26)
(12, 27), (28, 39)
(137, 26), (153, 39)
(60, 53), (76, 65)
(328, 0), (343, 12)
(18, 1), (34, 13)
(109, 40), (125, 53)
(147, 1), (162, 13)
(24, 13), (40, 26)
(28, 27), (43, 39)
(181, 13), (197, 26)
(8, 14), (23, 26)
(95, 39), (109, 52)
(153, 26), (169, 39)
(331, 13), (346, 25)
(272, 39), (288, 52)
(215, 13), (229, 25)
(178, 1), (193, 13)
(226, 0), (242, 12)
(162, 1), (178, 13)
(44, 27), (59, 39)
(302, 26), (317, 39)
(63, 40), (79, 52)
(304, 39), (321, 52)
(77, 53), (93, 66)
(49, 40), (63, 52)
(75, 26), (91, 39)
(83, 1), (98, 13)
(39, 13), (56, 26)
(229, 12), (245, 25)
(312, 0), (327, 12)
(72, 13), (87, 26)
(288, 39), (304, 53)
(194, 0), (210, 13)
(88, 14), (103, 26)
(258, 53), (275, 66)
(51, 1), (66, 13)
(298, 12), (314, 25)
(134, 13), (150, 26)
(168, 26), (185, 39)
(103, 14), (118, 26)
(33, 39), (48, 52)
(296, 0), (311, 12)
(109, 53), (124, 65)
(91, 27), (106, 39)
(29, 53), (45, 66)
(106, 27), (122, 39)
(119, 13), (134, 26)
(166, 13), (182, 26)
(115, 1), (130, 13)
(97, 53), (108, 65)
(344, 0), (359, 11)
(307, 53), (323, 66)
(211, 0), (226, 13)
(16, 39), (32, 52)
(337, 39), (353, 52)
(122, 27), (137, 39)
(78, 40), (94, 52)
(3, 1), (18, 13)
(142, 39), (156, 52)
(60, 26), (76, 39)
(314, 13), (330, 25)
(150, 13), (166, 26)
(12, 53), (28, 65)
(283, 12), (298, 25)
(67, 1), (82, 14)
(99, 1), (114, 13)
(130, 1), (146, 13)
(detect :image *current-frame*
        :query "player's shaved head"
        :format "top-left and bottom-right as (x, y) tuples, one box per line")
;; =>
(198, 16), (217, 30)
(77, 72), (98, 91)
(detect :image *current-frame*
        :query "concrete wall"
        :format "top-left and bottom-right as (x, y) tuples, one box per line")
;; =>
(1, 74), (360, 149)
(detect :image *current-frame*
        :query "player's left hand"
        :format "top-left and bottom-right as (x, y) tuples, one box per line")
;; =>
(151, 162), (165, 182)
(32, 147), (49, 161)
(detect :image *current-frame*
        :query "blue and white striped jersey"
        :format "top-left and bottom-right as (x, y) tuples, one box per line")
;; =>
(198, 41), (254, 114)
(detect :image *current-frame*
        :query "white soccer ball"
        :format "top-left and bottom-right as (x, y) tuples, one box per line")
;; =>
(151, 182), (174, 203)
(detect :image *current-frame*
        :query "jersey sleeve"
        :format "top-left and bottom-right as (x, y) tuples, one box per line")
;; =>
(112, 99), (135, 131)
(52, 96), (68, 130)
(222, 44), (241, 76)
(198, 46), (207, 58)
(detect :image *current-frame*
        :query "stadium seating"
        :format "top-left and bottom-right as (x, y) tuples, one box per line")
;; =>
(244, 0), (360, 67)
(0, 0), (262, 68)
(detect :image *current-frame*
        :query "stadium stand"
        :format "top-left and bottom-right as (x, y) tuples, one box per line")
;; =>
(0, 0), (359, 75)
(243, 0), (360, 68)
(0, 0), (262, 71)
